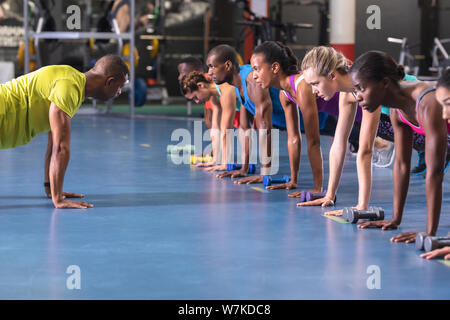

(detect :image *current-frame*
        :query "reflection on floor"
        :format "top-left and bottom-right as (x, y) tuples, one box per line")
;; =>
(0, 115), (448, 299)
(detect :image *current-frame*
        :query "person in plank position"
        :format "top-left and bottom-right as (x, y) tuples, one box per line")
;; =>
(0, 54), (128, 209)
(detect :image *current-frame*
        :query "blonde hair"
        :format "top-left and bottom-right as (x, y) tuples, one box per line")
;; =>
(301, 46), (350, 76)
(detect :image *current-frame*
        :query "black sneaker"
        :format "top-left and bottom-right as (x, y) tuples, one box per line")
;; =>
(348, 141), (359, 154)
(411, 150), (426, 175)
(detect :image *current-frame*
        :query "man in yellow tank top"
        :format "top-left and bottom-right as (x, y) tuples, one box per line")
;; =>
(0, 54), (128, 209)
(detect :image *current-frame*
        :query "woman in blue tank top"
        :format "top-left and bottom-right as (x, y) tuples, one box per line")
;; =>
(206, 44), (292, 187)
(249, 41), (326, 199)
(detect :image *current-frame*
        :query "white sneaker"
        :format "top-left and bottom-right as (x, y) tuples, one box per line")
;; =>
(372, 148), (381, 165)
(373, 142), (395, 168)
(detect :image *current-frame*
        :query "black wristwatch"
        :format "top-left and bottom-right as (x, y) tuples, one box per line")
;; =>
(44, 182), (50, 187)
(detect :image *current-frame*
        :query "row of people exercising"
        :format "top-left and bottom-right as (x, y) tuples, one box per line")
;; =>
(177, 42), (450, 255)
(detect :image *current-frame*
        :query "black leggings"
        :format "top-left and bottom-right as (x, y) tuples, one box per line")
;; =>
(319, 115), (364, 147)
(376, 114), (426, 151)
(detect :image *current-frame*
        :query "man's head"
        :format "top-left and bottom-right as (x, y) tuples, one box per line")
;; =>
(87, 54), (129, 101)
(177, 57), (204, 83)
(206, 44), (239, 84)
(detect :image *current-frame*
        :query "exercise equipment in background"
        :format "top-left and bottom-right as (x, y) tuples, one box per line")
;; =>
(17, 40), (37, 71)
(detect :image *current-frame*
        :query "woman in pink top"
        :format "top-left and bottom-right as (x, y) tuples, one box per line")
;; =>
(422, 68), (450, 260)
(436, 68), (450, 124)
(350, 51), (449, 244)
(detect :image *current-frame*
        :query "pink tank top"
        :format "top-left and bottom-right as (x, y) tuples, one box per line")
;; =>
(397, 86), (450, 135)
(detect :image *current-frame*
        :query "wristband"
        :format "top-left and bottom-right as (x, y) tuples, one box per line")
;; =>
(44, 182), (50, 187)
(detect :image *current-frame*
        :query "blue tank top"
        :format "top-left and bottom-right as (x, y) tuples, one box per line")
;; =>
(215, 84), (241, 111)
(234, 64), (286, 129)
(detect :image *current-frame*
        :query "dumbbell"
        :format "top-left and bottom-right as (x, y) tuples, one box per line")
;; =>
(263, 175), (290, 187)
(167, 144), (195, 154)
(424, 236), (450, 252)
(306, 190), (327, 202)
(416, 232), (450, 250)
(296, 190), (336, 204)
(226, 163), (256, 174)
(190, 155), (213, 164)
(342, 206), (384, 224)
(296, 190), (327, 203)
(415, 232), (428, 250)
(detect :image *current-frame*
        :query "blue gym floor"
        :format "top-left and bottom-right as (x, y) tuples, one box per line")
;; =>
(0, 115), (449, 300)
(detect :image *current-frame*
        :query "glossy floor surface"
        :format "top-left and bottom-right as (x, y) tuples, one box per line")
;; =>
(0, 115), (449, 299)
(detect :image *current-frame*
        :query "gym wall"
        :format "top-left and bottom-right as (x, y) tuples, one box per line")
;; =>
(269, 0), (450, 64)
(356, 0), (450, 59)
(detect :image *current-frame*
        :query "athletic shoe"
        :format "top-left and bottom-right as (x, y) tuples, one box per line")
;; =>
(411, 150), (426, 175)
(373, 141), (395, 168)
(348, 141), (359, 155)
(372, 147), (381, 164)
(444, 151), (450, 174)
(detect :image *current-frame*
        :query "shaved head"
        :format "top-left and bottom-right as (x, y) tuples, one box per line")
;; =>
(85, 54), (129, 101)
(93, 54), (129, 80)
(177, 56), (204, 83)
(207, 45), (239, 69)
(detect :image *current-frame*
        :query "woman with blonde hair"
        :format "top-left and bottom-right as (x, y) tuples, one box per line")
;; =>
(298, 46), (419, 215)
